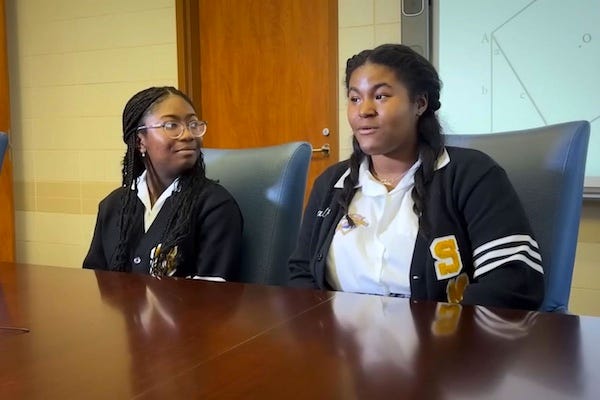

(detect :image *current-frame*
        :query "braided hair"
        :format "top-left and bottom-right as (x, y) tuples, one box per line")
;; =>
(340, 44), (444, 234)
(111, 86), (210, 272)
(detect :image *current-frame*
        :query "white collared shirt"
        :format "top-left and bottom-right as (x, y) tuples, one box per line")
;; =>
(136, 171), (180, 232)
(326, 150), (450, 297)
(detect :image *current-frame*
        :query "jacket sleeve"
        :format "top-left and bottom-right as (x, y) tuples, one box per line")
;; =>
(82, 203), (108, 270)
(288, 175), (326, 289)
(192, 185), (243, 281)
(459, 165), (545, 310)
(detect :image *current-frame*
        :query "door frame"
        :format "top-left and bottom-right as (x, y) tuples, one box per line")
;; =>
(0, 0), (15, 262)
(175, 0), (203, 110)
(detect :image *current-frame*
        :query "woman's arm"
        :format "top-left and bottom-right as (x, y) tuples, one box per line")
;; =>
(192, 185), (243, 281)
(460, 165), (545, 310)
(83, 204), (109, 270)
(288, 177), (327, 289)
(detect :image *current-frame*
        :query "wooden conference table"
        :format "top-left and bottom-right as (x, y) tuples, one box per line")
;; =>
(1, 263), (599, 399)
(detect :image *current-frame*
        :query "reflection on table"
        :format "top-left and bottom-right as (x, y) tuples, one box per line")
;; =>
(1, 263), (599, 399)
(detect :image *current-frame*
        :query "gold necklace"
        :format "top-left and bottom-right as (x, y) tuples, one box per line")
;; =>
(372, 170), (406, 187)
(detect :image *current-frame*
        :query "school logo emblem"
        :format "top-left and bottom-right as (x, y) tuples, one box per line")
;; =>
(429, 235), (463, 280)
(149, 244), (179, 278)
(336, 213), (369, 235)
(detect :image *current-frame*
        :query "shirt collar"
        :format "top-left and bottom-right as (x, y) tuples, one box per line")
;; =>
(136, 170), (180, 211)
(333, 147), (451, 189)
(435, 147), (450, 170)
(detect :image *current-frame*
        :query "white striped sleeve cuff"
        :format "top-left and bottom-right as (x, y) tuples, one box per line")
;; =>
(473, 234), (543, 278)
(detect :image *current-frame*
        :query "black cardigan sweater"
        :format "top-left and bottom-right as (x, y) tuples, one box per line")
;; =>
(83, 181), (243, 280)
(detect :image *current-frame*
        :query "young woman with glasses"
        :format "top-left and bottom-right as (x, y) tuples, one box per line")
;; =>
(84, 86), (243, 279)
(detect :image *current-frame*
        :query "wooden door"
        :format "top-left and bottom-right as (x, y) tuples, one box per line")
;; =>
(176, 0), (338, 199)
(0, 0), (15, 262)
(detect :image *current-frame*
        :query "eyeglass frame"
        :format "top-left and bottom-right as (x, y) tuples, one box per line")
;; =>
(136, 120), (207, 139)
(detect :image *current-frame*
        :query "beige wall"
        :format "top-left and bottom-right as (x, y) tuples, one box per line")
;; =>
(6, 0), (177, 267)
(570, 201), (600, 316)
(6, 0), (599, 315)
(338, 0), (401, 159)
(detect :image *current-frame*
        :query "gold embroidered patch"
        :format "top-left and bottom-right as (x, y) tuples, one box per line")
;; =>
(429, 235), (463, 280)
(446, 272), (470, 304)
(149, 244), (179, 278)
(336, 213), (369, 235)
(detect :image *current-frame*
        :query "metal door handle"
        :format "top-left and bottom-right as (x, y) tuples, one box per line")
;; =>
(312, 144), (330, 157)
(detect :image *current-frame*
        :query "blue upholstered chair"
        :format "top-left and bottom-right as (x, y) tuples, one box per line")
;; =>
(203, 142), (312, 286)
(445, 121), (590, 312)
(0, 132), (8, 172)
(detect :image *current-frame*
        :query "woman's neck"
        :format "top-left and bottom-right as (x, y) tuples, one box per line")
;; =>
(144, 169), (175, 207)
(369, 154), (418, 191)
(370, 153), (417, 176)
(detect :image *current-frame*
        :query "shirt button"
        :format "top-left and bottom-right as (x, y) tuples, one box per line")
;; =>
(133, 257), (141, 264)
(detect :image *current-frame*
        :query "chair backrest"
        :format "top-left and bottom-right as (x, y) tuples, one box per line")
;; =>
(203, 142), (312, 286)
(445, 121), (590, 312)
(0, 132), (8, 172)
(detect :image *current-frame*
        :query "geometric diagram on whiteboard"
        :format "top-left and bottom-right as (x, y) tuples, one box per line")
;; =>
(488, 0), (599, 133)
(436, 0), (599, 187)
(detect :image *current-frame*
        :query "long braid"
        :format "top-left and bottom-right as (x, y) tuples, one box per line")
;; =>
(411, 104), (444, 235)
(151, 155), (211, 269)
(111, 135), (143, 271)
(343, 44), (444, 234)
(338, 137), (364, 227)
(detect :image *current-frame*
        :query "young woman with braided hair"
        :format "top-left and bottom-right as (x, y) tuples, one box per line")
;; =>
(84, 86), (243, 279)
(289, 44), (544, 310)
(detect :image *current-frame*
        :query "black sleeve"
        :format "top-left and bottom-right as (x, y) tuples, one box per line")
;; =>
(460, 165), (545, 310)
(288, 177), (324, 289)
(82, 203), (108, 270)
(192, 185), (243, 281)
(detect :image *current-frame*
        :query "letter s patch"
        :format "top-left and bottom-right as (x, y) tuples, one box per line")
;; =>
(429, 235), (463, 280)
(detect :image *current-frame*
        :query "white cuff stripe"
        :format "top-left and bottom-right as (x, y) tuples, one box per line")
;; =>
(474, 244), (541, 268)
(473, 234), (539, 257)
(473, 254), (543, 278)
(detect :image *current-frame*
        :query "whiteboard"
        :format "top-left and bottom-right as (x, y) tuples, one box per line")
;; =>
(431, 0), (600, 192)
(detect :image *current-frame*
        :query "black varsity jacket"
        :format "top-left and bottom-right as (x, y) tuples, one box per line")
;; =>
(289, 147), (544, 310)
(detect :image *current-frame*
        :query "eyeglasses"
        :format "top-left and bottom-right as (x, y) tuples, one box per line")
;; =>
(137, 120), (207, 139)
